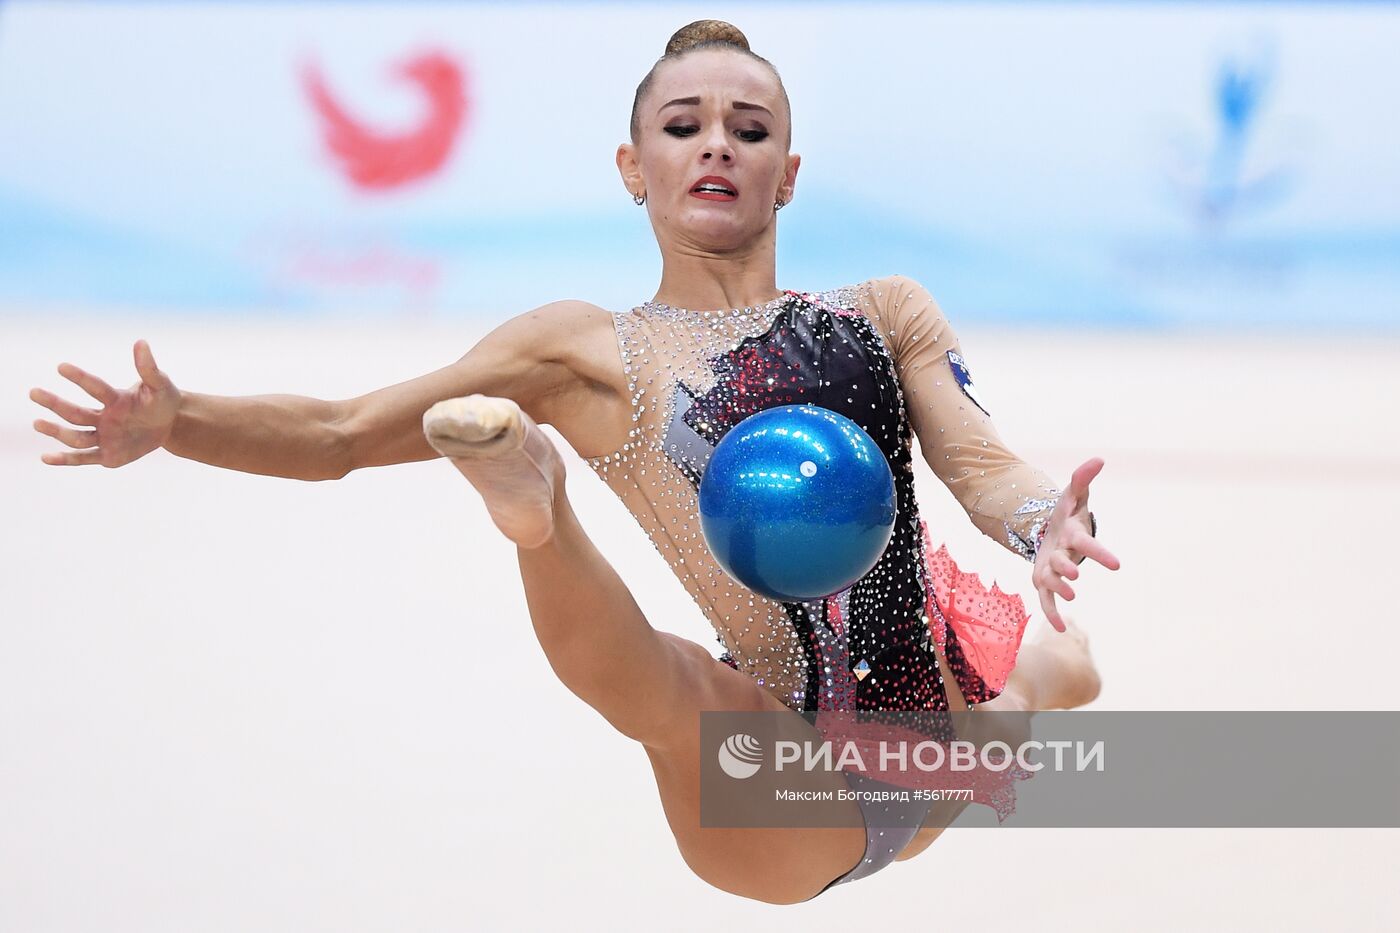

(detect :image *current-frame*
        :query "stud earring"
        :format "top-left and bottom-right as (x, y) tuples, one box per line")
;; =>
(633, 193), (646, 205)
(774, 199), (787, 212)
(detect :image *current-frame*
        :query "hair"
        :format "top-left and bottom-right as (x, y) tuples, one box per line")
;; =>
(629, 20), (791, 150)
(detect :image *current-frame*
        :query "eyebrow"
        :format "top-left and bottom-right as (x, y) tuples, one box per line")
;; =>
(659, 96), (773, 118)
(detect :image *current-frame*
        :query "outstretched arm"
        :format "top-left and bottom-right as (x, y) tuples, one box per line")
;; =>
(857, 274), (1119, 629)
(30, 300), (589, 481)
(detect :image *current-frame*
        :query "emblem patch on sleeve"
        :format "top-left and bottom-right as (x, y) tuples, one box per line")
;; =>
(946, 350), (990, 416)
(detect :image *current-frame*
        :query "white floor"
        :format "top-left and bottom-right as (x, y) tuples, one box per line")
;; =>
(3, 315), (1397, 931)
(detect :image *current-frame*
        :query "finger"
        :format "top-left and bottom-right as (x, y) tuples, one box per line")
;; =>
(1038, 586), (1065, 633)
(40, 448), (104, 466)
(57, 363), (118, 406)
(1067, 457), (1105, 498)
(1045, 572), (1076, 602)
(1069, 533), (1121, 571)
(1050, 551), (1080, 580)
(133, 340), (170, 389)
(29, 387), (100, 426)
(33, 419), (98, 449)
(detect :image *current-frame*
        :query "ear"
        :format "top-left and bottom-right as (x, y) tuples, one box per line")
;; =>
(778, 152), (801, 204)
(616, 143), (644, 196)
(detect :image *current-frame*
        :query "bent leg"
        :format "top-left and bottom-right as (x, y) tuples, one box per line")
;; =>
(894, 617), (1102, 861)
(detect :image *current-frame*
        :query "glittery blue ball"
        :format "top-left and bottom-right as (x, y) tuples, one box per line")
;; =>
(698, 404), (896, 602)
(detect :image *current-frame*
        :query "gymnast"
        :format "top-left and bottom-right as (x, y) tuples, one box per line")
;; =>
(30, 20), (1120, 903)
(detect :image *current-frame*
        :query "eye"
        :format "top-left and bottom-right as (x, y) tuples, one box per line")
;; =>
(663, 125), (770, 143)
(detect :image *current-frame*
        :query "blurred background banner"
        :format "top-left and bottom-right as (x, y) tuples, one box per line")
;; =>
(0, 0), (1396, 328)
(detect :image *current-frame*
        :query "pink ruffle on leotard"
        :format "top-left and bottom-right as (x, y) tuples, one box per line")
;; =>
(919, 519), (1030, 700)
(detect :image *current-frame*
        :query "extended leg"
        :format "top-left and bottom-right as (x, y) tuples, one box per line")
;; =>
(423, 395), (866, 902)
(423, 393), (697, 741)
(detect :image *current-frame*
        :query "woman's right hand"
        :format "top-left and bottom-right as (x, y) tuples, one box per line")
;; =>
(30, 340), (182, 467)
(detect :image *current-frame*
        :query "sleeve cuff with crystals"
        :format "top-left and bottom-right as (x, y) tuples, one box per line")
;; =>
(1004, 496), (1098, 566)
(1004, 492), (1061, 564)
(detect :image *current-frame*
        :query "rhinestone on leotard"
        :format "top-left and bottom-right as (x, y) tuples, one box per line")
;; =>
(582, 275), (1062, 719)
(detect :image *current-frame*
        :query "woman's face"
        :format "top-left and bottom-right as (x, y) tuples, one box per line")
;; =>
(619, 49), (799, 253)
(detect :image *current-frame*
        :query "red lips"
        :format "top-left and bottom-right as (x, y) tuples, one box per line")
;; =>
(691, 174), (738, 200)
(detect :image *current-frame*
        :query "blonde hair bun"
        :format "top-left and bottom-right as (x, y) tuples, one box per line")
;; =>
(665, 20), (750, 56)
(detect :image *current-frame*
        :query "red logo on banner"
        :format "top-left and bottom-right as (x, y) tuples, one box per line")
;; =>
(302, 51), (469, 191)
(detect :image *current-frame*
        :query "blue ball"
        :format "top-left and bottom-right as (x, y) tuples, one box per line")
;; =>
(698, 405), (897, 602)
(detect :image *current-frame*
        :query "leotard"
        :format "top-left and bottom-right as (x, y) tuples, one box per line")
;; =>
(583, 274), (1064, 717)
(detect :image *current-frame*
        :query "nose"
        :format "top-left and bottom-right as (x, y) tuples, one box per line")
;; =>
(701, 124), (735, 163)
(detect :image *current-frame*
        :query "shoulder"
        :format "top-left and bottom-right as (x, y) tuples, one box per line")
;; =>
(860, 274), (948, 325)
(821, 272), (940, 325)
(487, 298), (613, 363)
(828, 275), (953, 364)
(811, 274), (932, 313)
(521, 299), (626, 395)
(860, 273), (937, 306)
(460, 299), (619, 404)
(461, 298), (629, 445)
(508, 298), (612, 338)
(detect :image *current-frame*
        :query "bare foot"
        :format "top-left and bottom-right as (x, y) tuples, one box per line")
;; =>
(1024, 615), (1102, 709)
(422, 394), (566, 549)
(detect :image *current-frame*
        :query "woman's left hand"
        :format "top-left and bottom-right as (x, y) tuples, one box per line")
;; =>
(1032, 457), (1121, 632)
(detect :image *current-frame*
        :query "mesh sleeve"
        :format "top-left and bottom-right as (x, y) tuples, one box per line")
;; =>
(860, 274), (1063, 563)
